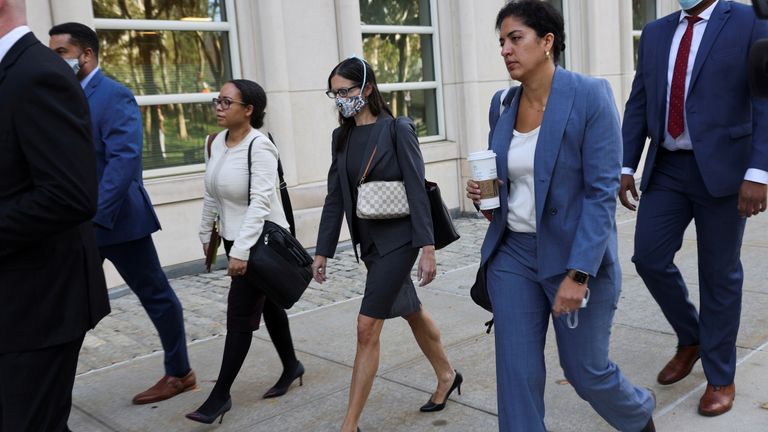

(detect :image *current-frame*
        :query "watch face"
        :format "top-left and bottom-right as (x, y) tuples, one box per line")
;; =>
(571, 270), (588, 284)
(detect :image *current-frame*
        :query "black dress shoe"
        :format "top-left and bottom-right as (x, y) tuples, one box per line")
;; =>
(185, 396), (232, 424)
(263, 361), (305, 398)
(420, 370), (463, 412)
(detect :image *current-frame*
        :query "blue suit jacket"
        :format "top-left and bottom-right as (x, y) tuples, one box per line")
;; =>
(479, 67), (622, 279)
(85, 70), (160, 246)
(623, 1), (768, 197)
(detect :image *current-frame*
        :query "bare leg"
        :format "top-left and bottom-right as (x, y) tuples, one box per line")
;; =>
(404, 307), (456, 403)
(341, 314), (385, 432)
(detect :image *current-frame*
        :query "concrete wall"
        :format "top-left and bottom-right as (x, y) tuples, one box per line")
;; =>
(29, 0), (656, 286)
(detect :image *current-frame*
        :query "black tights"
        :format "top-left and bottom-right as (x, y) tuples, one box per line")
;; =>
(195, 299), (298, 415)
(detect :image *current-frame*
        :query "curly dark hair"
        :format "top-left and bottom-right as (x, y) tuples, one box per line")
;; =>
(228, 79), (267, 129)
(495, 0), (566, 64)
(327, 57), (393, 151)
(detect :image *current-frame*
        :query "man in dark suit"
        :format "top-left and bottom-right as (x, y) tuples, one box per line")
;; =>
(48, 22), (195, 404)
(0, 1), (111, 430)
(620, 0), (768, 417)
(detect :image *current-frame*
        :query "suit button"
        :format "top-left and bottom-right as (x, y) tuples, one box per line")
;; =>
(550, 208), (558, 215)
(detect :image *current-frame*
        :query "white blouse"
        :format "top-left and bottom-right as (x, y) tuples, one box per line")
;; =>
(506, 126), (539, 233)
(198, 128), (289, 261)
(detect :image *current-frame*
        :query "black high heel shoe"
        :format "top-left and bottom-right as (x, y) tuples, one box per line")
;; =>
(420, 370), (463, 412)
(185, 397), (232, 424)
(263, 361), (305, 398)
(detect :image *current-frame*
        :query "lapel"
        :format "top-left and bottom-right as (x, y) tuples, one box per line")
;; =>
(490, 83), (521, 219)
(533, 67), (575, 226)
(689, 0), (730, 93)
(656, 14), (680, 126)
(336, 130), (353, 213)
(84, 69), (104, 99)
(0, 33), (37, 88)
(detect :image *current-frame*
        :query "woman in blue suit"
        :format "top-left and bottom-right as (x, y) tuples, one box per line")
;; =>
(466, 2), (655, 431)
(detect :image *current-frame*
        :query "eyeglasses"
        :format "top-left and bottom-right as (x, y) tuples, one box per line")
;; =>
(325, 85), (360, 99)
(212, 97), (247, 110)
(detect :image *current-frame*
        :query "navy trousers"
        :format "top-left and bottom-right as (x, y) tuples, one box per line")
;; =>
(633, 150), (745, 386)
(100, 235), (190, 377)
(487, 231), (654, 432)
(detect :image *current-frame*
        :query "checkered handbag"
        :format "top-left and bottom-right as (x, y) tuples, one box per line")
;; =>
(356, 146), (410, 219)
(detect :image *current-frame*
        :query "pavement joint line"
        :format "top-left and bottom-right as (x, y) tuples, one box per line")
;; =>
(71, 404), (120, 432)
(286, 294), (364, 319)
(239, 384), (352, 428)
(656, 336), (768, 419)
(613, 322), (676, 337)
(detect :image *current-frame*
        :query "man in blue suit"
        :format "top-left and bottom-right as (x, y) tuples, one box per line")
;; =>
(620, 0), (768, 416)
(49, 22), (196, 405)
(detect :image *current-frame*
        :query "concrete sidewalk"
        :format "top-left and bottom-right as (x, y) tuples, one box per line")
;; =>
(69, 212), (768, 431)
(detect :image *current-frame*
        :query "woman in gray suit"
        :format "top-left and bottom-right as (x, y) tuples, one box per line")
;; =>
(312, 57), (461, 432)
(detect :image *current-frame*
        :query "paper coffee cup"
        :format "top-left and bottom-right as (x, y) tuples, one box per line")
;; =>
(468, 150), (500, 210)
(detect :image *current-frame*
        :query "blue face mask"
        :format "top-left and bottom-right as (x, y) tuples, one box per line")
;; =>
(335, 56), (368, 118)
(678, 0), (704, 11)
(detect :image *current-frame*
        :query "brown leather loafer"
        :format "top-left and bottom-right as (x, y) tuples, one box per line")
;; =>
(698, 383), (735, 417)
(132, 369), (197, 405)
(657, 345), (700, 385)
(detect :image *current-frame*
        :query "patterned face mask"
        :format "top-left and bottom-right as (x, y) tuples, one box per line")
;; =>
(335, 55), (368, 118)
(335, 95), (366, 118)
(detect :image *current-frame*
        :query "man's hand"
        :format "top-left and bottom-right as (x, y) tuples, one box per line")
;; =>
(738, 180), (767, 218)
(618, 174), (639, 211)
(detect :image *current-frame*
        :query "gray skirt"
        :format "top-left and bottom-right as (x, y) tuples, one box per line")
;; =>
(358, 228), (422, 319)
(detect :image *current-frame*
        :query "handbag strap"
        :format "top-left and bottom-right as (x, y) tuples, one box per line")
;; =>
(247, 133), (297, 237)
(359, 146), (378, 185)
(206, 132), (218, 158)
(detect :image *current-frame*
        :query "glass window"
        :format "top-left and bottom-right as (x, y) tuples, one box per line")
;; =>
(97, 29), (232, 96)
(360, 0), (430, 26)
(92, 0), (237, 172)
(362, 33), (435, 83)
(141, 102), (219, 170)
(93, 0), (226, 22)
(360, 0), (441, 140)
(382, 89), (438, 136)
(633, 0), (657, 66)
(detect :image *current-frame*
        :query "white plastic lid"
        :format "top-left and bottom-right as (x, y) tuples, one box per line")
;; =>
(467, 150), (496, 161)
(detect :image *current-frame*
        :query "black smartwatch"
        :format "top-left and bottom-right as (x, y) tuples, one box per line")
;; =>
(567, 269), (589, 285)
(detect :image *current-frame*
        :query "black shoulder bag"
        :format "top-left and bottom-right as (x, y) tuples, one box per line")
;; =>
(244, 134), (313, 309)
(391, 117), (460, 250)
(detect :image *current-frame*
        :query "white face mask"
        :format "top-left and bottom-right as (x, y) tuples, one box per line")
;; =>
(678, 0), (704, 11)
(65, 57), (81, 75)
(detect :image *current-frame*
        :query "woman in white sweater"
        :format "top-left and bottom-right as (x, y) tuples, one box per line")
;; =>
(186, 80), (303, 424)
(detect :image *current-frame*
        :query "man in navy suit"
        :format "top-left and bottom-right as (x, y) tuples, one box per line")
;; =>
(620, 0), (768, 416)
(49, 22), (196, 405)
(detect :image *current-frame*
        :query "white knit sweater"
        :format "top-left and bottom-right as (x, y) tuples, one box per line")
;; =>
(198, 128), (289, 261)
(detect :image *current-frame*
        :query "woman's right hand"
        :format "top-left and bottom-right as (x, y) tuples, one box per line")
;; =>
(466, 179), (482, 205)
(312, 255), (328, 284)
(203, 243), (209, 259)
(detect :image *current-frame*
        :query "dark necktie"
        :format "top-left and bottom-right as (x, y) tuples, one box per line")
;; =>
(668, 15), (703, 139)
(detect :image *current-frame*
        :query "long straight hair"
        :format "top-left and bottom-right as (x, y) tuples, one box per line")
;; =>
(327, 57), (393, 152)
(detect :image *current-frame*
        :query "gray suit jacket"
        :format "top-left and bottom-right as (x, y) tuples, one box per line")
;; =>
(316, 116), (433, 259)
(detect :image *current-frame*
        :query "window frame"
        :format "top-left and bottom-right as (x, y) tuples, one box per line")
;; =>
(632, 0), (662, 69)
(360, 0), (444, 143)
(93, 1), (241, 178)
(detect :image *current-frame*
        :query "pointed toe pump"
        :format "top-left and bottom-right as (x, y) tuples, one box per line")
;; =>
(420, 370), (463, 412)
(185, 397), (233, 424)
(263, 361), (305, 399)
